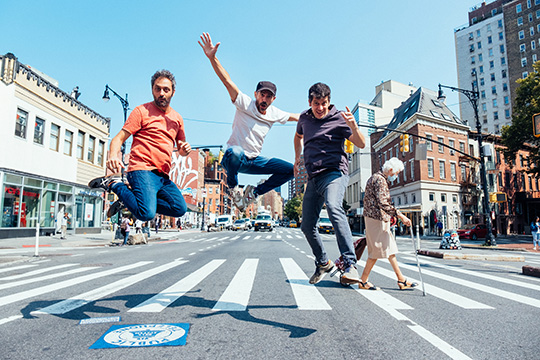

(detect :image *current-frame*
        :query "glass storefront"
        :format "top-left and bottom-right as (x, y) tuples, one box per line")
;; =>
(0, 171), (103, 234)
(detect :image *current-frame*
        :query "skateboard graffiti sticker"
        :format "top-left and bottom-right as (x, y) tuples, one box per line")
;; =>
(90, 323), (190, 349)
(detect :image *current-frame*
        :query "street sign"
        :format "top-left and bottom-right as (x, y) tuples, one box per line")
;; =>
(415, 143), (428, 160)
(533, 113), (540, 138)
(489, 192), (507, 203)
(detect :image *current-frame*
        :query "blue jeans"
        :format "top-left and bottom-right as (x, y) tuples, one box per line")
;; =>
(533, 232), (540, 247)
(300, 170), (356, 267)
(122, 229), (129, 245)
(221, 146), (293, 196)
(111, 170), (187, 221)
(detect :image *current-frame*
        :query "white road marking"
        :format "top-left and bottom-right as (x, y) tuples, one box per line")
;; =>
(1, 263), (78, 281)
(0, 261), (151, 307)
(279, 258), (331, 310)
(129, 259), (226, 313)
(0, 267), (91, 291)
(0, 315), (23, 325)
(0, 264), (37, 274)
(34, 260), (188, 315)
(213, 259), (258, 311)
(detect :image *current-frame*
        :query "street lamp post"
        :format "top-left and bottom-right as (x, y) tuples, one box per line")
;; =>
(102, 85), (129, 236)
(438, 71), (496, 246)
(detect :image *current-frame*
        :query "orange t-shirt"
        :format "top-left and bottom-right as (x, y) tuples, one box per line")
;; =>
(122, 102), (185, 174)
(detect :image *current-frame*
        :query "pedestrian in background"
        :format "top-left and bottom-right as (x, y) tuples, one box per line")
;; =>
(294, 82), (366, 285)
(360, 157), (418, 290)
(60, 212), (69, 239)
(121, 214), (131, 246)
(135, 219), (143, 234)
(531, 216), (540, 251)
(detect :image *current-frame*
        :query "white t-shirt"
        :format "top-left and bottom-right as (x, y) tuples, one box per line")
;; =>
(226, 91), (290, 158)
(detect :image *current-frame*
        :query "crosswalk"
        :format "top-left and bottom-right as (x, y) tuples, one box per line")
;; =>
(2, 229), (539, 360)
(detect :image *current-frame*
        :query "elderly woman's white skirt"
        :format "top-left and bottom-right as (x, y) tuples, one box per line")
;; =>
(365, 216), (398, 259)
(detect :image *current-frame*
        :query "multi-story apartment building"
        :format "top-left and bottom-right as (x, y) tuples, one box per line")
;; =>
(371, 87), (471, 234)
(0, 53), (109, 238)
(288, 154), (307, 199)
(347, 80), (416, 232)
(502, 0), (540, 106)
(455, 1), (512, 135)
(257, 189), (284, 220)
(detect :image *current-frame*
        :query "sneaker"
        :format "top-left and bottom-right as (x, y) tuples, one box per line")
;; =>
(229, 186), (244, 210)
(309, 259), (334, 284)
(341, 265), (360, 284)
(88, 174), (122, 191)
(107, 200), (124, 218)
(242, 185), (258, 208)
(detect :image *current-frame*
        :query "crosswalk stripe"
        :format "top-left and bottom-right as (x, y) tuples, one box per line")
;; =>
(213, 259), (258, 311)
(398, 256), (540, 308)
(0, 315), (23, 325)
(0, 264), (37, 274)
(0, 261), (152, 307)
(34, 260), (188, 315)
(243, 236), (251, 240)
(356, 259), (492, 309)
(0, 266), (89, 291)
(266, 235), (272, 239)
(287, 235), (293, 239)
(279, 258), (331, 310)
(403, 255), (540, 292)
(255, 235), (261, 239)
(355, 287), (413, 310)
(129, 259), (226, 313)
(1, 263), (78, 281)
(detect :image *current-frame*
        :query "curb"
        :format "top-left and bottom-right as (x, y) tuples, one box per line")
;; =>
(418, 249), (525, 262)
(523, 265), (540, 278)
(461, 245), (528, 252)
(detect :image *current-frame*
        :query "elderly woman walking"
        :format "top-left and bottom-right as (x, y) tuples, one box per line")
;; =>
(359, 157), (418, 290)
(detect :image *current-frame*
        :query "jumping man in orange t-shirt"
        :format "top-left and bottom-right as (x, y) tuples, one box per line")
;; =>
(89, 70), (191, 221)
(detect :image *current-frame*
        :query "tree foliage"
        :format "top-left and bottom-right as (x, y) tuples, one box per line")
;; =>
(284, 194), (303, 222)
(501, 62), (540, 175)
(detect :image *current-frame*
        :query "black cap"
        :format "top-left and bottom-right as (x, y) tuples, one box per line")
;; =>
(256, 81), (277, 96)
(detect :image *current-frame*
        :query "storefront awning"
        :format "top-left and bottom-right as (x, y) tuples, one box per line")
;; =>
(186, 203), (200, 213)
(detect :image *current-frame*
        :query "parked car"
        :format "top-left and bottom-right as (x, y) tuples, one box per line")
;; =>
(289, 220), (297, 228)
(232, 219), (248, 231)
(456, 223), (496, 240)
(254, 214), (273, 232)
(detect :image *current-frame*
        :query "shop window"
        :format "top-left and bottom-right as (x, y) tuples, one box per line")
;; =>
(15, 108), (28, 139)
(2, 185), (21, 227)
(40, 189), (57, 228)
(22, 187), (41, 227)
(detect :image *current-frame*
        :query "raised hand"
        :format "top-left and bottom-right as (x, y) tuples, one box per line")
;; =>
(341, 106), (356, 129)
(198, 32), (220, 59)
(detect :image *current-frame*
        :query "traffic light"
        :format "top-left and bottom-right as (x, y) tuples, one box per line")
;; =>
(218, 150), (224, 163)
(399, 134), (410, 153)
(344, 139), (354, 154)
(533, 113), (540, 138)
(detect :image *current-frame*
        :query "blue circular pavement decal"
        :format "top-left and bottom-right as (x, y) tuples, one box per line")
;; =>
(90, 323), (190, 349)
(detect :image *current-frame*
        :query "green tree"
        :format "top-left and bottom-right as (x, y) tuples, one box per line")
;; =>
(284, 195), (303, 222)
(501, 62), (540, 175)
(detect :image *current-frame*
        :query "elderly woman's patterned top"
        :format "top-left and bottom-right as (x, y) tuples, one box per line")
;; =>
(363, 171), (400, 222)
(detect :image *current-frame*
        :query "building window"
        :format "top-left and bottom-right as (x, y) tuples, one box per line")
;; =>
(518, 16), (524, 26)
(489, 48), (494, 57)
(87, 135), (95, 163)
(438, 137), (444, 153)
(502, 69), (507, 78)
(480, 77), (485, 86)
(410, 159), (414, 180)
(533, 41), (537, 51)
(489, 60), (494, 69)
(522, 57), (528, 67)
(403, 162), (407, 182)
(477, 41), (482, 49)
(498, 19), (503, 28)
(64, 130), (73, 156)
(531, 27), (535, 36)
(499, 32), (504, 40)
(34, 117), (45, 145)
(504, 96), (509, 105)
(490, 73), (496, 81)
(481, 90), (486, 99)
(477, 30), (481, 37)
(441, 193), (447, 202)
(517, 4), (522, 13)
(501, 57), (506, 65)
(520, 43), (526, 52)
(488, 36), (493, 44)
(429, 192), (435, 201)
(523, 71), (529, 78)
(77, 131), (85, 160)
(15, 108), (28, 139)
(426, 134), (432, 151)
(97, 141), (105, 166)
(493, 99), (498, 107)
(500, 44), (505, 53)
(49, 124), (60, 151)
(439, 160), (446, 179)
(482, 103), (487, 112)
(492, 85), (497, 94)
(461, 164), (467, 181)
(484, 115), (488, 124)
(479, 65), (484, 73)
(452, 194), (458, 203)
(528, 0), (532, 8)
(519, 30), (525, 40)
(494, 111), (499, 120)
(533, 54), (538, 63)
(471, 56), (476, 64)
(537, 9), (540, 18)
(428, 159), (434, 177)
(479, 53), (484, 62)
(503, 83), (508, 91)
(505, 109), (511, 118)
(451, 162), (457, 181)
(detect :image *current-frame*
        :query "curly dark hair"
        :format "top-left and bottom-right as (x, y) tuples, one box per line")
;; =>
(308, 82), (331, 102)
(151, 70), (176, 91)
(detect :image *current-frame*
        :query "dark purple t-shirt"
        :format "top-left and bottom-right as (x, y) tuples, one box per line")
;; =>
(297, 105), (352, 179)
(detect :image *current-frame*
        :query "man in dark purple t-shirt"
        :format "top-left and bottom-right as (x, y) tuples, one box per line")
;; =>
(294, 82), (366, 285)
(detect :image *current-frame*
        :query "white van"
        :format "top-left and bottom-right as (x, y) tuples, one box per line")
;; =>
(216, 215), (233, 230)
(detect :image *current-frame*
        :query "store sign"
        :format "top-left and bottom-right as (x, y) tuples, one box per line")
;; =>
(85, 204), (94, 220)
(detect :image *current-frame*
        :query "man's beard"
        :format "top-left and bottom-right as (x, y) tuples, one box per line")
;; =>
(154, 96), (169, 108)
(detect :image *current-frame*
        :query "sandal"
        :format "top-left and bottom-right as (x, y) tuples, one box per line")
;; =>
(397, 279), (418, 290)
(358, 280), (380, 290)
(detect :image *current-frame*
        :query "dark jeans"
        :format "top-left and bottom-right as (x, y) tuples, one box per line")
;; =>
(300, 170), (356, 267)
(111, 170), (187, 221)
(221, 146), (293, 195)
(121, 229), (129, 245)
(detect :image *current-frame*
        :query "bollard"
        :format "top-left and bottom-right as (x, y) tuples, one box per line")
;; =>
(416, 224), (421, 249)
(34, 223), (40, 257)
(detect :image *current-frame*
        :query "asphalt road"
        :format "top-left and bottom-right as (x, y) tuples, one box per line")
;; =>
(1, 228), (540, 360)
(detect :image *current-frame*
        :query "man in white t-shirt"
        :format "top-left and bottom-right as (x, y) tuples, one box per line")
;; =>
(199, 32), (298, 210)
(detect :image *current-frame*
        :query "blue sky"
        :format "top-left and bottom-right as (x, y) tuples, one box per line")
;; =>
(1, 0), (476, 196)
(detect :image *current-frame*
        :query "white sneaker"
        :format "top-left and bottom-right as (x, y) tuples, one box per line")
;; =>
(230, 186), (246, 211)
(242, 185), (258, 208)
